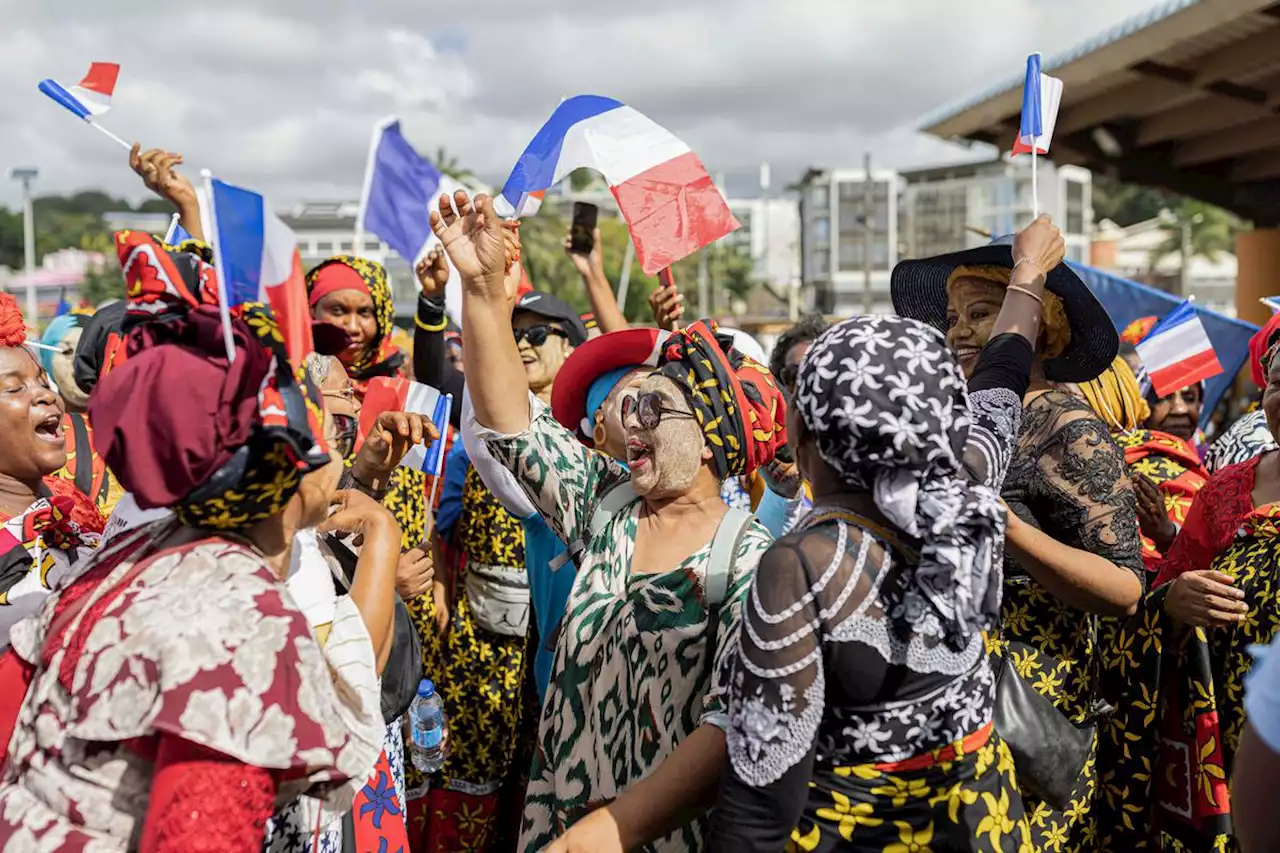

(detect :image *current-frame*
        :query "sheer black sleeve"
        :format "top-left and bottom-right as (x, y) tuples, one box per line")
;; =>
(413, 294), (464, 430)
(711, 525), (885, 851)
(968, 332), (1033, 398)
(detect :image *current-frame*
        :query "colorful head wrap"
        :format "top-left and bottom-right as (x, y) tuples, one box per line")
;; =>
(1250, 310), (1280, 387)
(794, 315), (1004, 650)
(1078, 355), (1151, 433)
(89, 231), (330, 531)
(305, 256), (404, 387)
(1121, 315), (1159, 347)
(657, 320), (786, 479)
(0, 293), (26, 349)
(945, 264), (1070, 360)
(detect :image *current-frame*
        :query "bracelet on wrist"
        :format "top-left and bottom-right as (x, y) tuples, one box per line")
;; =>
(1011, 257), (1044, 279)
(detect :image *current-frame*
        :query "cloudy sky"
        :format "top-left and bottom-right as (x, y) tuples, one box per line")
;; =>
(0, 0), (1168, 209)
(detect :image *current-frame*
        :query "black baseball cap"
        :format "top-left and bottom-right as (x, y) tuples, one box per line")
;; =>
(513, 291), (588, 346)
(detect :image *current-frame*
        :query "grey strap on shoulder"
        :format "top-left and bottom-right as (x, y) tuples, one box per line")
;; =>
(548, 480), (640, 572)
(705, 508), (753, 608)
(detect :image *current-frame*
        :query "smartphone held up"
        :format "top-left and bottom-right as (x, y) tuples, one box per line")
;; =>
(569, 202), (598, 254)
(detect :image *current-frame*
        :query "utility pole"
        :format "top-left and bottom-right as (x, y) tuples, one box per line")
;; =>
(8, 168), (39, 324)
(862, 153), (873, 314)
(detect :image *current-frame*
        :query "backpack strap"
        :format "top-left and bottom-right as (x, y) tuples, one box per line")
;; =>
(548, 479), (639, 572)
(68, 413), (93, 499)
(703, 508), (754, 668)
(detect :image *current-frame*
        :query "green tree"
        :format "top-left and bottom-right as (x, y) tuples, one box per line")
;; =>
(1092, 175), (1179, 227)
(75, 232), (124, 306)
(1149, 200), (1238, 270)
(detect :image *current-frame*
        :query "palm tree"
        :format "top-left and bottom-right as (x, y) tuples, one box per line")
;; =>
(433, 147), (475, 183)
(1149, 200), (1236, 270)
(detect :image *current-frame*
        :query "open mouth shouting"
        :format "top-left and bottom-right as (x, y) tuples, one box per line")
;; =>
(627, 438), (652, 471)
(33, 412), (64, 446)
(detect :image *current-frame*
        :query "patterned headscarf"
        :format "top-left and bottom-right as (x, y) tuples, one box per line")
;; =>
(89, 231), (330, 531)
(305, 256), (404, 389)
(657, 320), (786, 479)
(794, 315), (1005, 648)
(1250, 310), (1280, 387)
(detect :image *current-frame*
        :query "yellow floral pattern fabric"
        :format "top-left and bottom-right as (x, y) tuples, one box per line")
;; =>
(787, 726), (1032, 852)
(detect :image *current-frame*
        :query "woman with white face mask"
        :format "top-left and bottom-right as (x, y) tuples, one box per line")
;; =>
(432, 190), (788, 853)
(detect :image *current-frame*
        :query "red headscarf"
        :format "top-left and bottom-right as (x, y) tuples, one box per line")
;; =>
(657, 320), (786, 478)
(0, 293), (25, 349)
(1250, 310), (1280, 388)
(1121, 316), (1158, 347)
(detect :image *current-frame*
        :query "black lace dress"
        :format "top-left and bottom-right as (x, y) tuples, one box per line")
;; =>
(709, 336), (1034, 852)
(996, 390), (1143, 851)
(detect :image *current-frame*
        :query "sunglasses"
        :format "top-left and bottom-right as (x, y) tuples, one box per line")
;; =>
(621, 392), (697, 430)
(513, 325), (567, 347)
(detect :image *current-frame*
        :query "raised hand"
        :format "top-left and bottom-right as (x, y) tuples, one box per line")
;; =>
(429, 190), (507, 294)
(353, 411), (437, 489)
(129, 144), (198, 212)
(648, 285), (685, 331)
(1132, 473), (1177, 554)
(415, 246), (451, 299)
(1011, 214), (1066, 278)
(564, 226), (605, 280)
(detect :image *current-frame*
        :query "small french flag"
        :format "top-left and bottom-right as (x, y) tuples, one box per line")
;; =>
(1262, 296), (1280, 314)
(1135, 301), (1224, 398)
(1012, 54), (1064, 156)
(496, 95), (739, 274)
(38, 62), (120, 120)
(359, 378), (453, 476)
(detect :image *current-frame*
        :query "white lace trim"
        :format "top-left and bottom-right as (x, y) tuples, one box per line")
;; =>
(727, 651), (827, 788)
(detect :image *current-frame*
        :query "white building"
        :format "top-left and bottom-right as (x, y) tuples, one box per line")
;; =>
(725, 197), (800, 293)
(796, 168), (900, 316)
(899, 159), (1092, 263)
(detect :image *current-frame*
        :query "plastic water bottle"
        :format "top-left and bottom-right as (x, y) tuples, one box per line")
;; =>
(408, 679), (447, 774)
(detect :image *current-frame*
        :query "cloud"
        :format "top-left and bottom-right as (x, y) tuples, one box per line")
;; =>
(0, 0), (1167, 209)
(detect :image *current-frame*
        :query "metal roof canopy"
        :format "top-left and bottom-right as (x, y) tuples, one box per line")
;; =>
(922, 0), (1280, 225)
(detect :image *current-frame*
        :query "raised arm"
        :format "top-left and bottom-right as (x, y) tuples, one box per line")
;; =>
(565, 226), (629, 333)
(129, 144), (204, 243)
(412, 247), (464, 429)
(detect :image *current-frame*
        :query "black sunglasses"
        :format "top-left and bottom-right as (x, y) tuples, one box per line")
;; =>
(513, 325), (567, 347)
(622, 391), (697, 430)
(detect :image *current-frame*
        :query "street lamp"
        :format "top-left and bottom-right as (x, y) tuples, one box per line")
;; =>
(7, 167), (39, 324)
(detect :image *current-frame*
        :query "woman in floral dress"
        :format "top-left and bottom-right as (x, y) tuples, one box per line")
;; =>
(711, 215), (1063, 852)
(893, 234), (1142, 852)
(433, 190), (786, 853)
(0, 232), (389, 851)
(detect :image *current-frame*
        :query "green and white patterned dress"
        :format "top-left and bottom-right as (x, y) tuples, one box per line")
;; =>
(482, 409), (772, 853)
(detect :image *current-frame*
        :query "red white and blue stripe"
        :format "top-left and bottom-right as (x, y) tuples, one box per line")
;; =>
(1012, 54), (1063, 156)
(204, 177), (311, 367)
(1135, 300), (1224, 398)
(38, 62), (119, 120)
(359, 378), (453, 476)
(497, 95), (739, 274)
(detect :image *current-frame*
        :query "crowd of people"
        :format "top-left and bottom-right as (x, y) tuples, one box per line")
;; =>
(0, 143), (1279, 853)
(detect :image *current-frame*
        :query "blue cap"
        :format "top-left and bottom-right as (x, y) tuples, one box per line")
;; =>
(417, 679), (435, 698)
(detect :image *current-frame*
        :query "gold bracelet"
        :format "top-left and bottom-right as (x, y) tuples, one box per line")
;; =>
(1006, 284), (1044, 305)
(416, 314), (448, 332)
(1011, 258), (1044, 279)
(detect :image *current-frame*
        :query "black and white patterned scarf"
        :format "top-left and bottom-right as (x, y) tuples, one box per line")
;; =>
(795, 316), (1005, 649)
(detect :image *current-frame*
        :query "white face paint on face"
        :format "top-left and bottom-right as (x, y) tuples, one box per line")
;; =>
(623, 374), (709, 498)
(598, 368), (648, 462)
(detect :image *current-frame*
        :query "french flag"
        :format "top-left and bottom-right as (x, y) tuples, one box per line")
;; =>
(358, 377), (453, 476)
(357, 118), (473, 321)
(204, 177), (312, 367)
(1011, 54), (1063, 156)
(1135, 300), (1224, 398)
(38, 62), (119, 120)
(497, 96), (739, 275)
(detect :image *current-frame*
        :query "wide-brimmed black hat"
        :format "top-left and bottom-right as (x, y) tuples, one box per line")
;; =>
(891, 238), (1118, 383)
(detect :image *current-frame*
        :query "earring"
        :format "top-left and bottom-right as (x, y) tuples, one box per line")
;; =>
(592, 418), (608, 448)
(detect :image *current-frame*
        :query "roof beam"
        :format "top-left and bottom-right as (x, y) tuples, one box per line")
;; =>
(1232, 146), (1280, 181)
(1172, 115), (1280, 164)
(1134, 96), (1267, 145)
(1055, 77), (1194, 136)
(1187, 23), (1280, 84)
